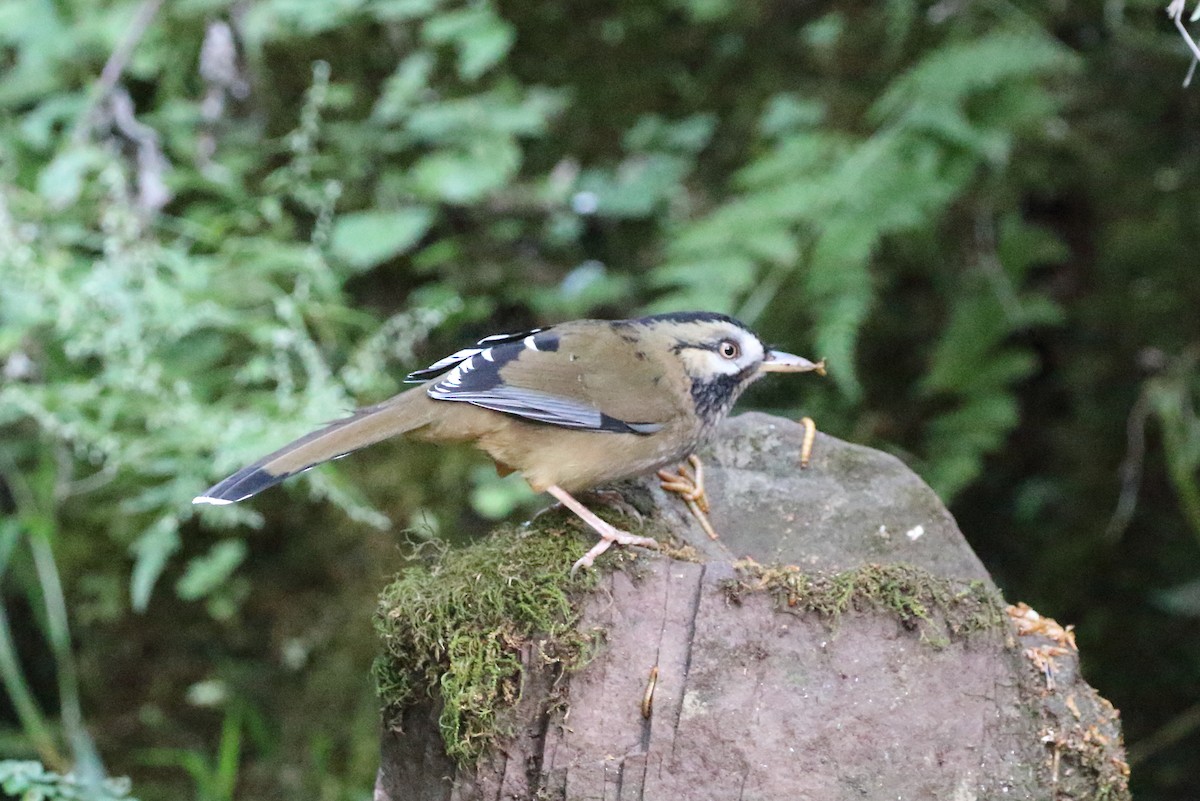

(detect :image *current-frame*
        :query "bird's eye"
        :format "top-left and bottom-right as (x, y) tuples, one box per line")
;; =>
(718, 340), (740, 359)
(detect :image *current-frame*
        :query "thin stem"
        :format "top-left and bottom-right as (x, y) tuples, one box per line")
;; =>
(29, 530), (106, 782)
(1, 452), (106, 779)
(1128, 699), (1200, 767)
(0, 521), (68, 769)
(70, 0), (165, 143)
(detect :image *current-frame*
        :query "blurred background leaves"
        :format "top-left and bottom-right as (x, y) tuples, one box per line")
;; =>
(1, 0), (1199, 798)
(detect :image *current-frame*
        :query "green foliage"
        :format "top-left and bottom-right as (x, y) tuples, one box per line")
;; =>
(0, 512), (103, 780)
(1144, 351), (1200, 543)
(136, 703), (246, 801)
(0, 761), (137, 801)
(330, 208), (435, 270)
(654, 27), (1076, 398)
(0, 149), (442, 605)
(1123, 350), (1200, 619)
(918, 215), (1067, 498)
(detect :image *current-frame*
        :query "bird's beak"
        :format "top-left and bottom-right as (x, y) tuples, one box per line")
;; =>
(759, 351), (827, 375)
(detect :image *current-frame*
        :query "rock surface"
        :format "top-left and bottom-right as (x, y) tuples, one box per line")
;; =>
(648, 412), (991, 579)
(375, 413), (1129, 801)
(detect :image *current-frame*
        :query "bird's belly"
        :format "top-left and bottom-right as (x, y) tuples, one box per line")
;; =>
(477, 419), (702, 493)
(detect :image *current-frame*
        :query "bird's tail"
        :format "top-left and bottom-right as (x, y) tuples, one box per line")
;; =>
(193, 387), (435, 506)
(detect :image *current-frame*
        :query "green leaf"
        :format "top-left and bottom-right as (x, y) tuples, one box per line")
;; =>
(647, 256), (758, 314)
(370, 0), (441, 20)
(129, 516), (181, 613)
(574, 153), (691, 218)
(423, 6), (515, 81)
(409, 142), (520, 203)
(872, 30), (1077, 123)
(758, 94), (826, 139)
(372, 52), (436, 122)
(624, 113), (717, 153)
(468, 467), (536, 519)
(1155, 577), (1200, 617)
(176, 540), (249, 602)
(0, 760), (139, 800)
(330, 208), (436, 270)
(36, 145), (105, 208)
(404, 88), (564, 142)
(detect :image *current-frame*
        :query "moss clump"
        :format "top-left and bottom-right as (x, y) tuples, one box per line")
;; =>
(373, 522), (602, 764)
(723, 561), (1005, 647)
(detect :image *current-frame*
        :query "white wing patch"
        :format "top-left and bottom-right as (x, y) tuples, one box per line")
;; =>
(405, 328), (543, 382)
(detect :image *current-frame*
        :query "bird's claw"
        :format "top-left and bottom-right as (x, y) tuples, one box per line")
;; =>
(658, 454), (720, 539)
(657, 455), (710, 513)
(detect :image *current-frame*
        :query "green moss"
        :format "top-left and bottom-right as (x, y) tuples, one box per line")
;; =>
(373, 520), (606, 764)
(723, 562), (1005, 647)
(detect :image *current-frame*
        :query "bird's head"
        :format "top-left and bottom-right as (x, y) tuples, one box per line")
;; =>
(636, 311), (824, 425)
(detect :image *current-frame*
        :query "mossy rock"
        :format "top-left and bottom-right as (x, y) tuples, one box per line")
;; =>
(374, 520), (603, 764)
(374, 414), (1129, 801)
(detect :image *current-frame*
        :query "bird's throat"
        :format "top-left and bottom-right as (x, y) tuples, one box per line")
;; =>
(688, 366), (757, 427)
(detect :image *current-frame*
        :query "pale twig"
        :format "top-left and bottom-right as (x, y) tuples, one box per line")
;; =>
(71, 0), (165, 144)
(108, 87), (172, 212)
(1105, 387), (1150, 541)
(1127, 699), (1200, 767)
(1167, 1), (1200, 86)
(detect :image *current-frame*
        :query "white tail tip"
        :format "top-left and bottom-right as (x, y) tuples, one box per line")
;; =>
(192, 496), (234, 506)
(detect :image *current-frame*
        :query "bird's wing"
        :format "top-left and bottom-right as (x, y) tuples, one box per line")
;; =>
(422, 322), (683, 435)
(405, 327), (544, 382)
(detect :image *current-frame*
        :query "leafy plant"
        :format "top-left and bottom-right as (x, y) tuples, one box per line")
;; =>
(0, 761), (137, 801)
(646, 24), (1076, 497)
(136, 703), (246, 801)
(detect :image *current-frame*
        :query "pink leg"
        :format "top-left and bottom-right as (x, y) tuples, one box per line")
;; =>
(546, 484), (658, 574)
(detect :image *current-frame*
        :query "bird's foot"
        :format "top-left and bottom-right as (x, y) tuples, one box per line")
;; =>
(658, 454), (710, 512)
(658, 454), (720, 540)
(545, 484), (658, 574)
(570, 522), (659, 575)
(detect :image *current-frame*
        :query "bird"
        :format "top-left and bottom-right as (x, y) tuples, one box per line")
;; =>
(193, 311), (824, 572)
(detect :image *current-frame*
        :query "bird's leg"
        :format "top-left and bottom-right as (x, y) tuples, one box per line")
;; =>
(576, 489), (644, 524)
(545, 484), (658, 574)
(657, 454), (720, 540)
